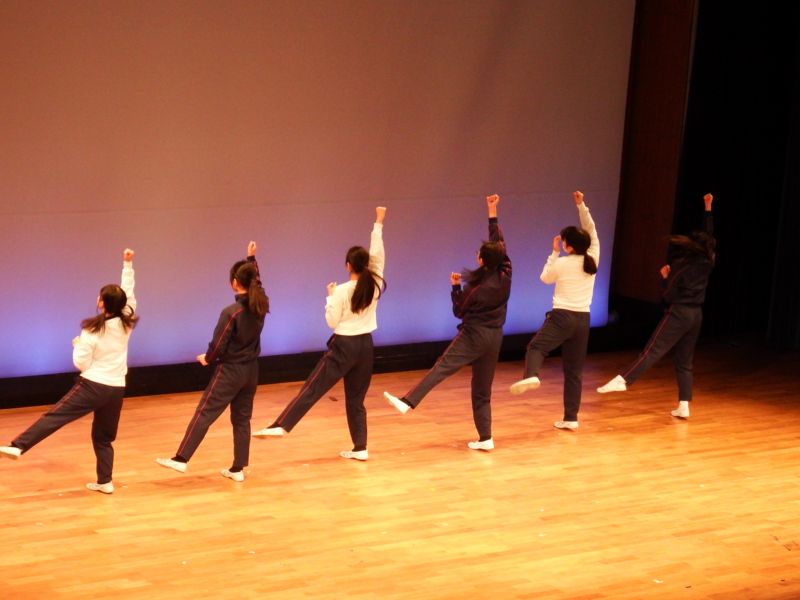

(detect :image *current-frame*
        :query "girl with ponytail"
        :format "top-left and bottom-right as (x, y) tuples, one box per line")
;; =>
(383, 194), (511, 452)
(157, 241), (268, 482)
(0, 249), (138, 494)
(597, 194), (716, 419)
(509, 191), (600, 431)
(253, 207), (386, 462)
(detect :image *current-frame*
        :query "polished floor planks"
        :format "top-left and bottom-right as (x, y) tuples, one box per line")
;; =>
(1, 342), (799, 599)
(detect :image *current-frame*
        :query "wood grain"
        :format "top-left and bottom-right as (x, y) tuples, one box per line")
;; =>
(1, 341), (799, 599)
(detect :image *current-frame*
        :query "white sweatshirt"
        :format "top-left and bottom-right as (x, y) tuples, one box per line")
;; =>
(540, 202), (599, 312)
(72, 261), (136, 386)
(325, 223), (385, 335)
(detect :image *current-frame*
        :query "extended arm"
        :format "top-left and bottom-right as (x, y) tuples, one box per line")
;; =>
(246, 240), (262, 281)
(121, 248), (136, 314)
(368, 206), (386, 278)
(486, 194), (511, 279)
(574, 191), (599, 265)
(702, 193), (714, 235)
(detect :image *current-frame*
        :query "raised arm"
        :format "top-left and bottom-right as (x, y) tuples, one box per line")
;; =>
(121, 248), (136, 314)
(245, 239), (263, 284)
(574, 190), (599, 265)
(702, 193), (714, 235)
(486, 193), (511, 278)
(368, 206), (386, 278)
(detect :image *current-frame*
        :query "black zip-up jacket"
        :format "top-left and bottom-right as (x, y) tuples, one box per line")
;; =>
(662, 212), (715, 306)
(451, 217), (512, 328)
(205, 256), (266, 364)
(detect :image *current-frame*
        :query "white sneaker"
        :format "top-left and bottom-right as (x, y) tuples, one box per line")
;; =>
(383, 391), (409, 414)
(597, 374), (627, 393)
(221, 469), (245, 482)
(339, 450), (369, 461)
(252, 427), (286, 437)
(155, 457), (187, 473)
(467, 439), (494, 451)
(0, 446), (22, 460)
(86, 482), (114, 494)
(671, 401), (690, 419)
(509, 376), (540, 395)
(554, 421), (579, 430)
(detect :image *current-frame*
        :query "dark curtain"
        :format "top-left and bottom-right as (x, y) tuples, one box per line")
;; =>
(676, 1), (800, 349)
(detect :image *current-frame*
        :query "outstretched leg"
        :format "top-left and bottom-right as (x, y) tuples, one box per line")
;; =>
(402, 327), (486, 408)
(13, 379), (100, 452)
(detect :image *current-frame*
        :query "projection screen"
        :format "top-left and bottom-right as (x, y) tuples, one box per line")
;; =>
(0, 0), (635, 378)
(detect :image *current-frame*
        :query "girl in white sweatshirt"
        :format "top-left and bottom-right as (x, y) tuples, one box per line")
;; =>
(0, 249), (137, 494)
(509, 191), (599, 430)
(253, 207), (386, 461)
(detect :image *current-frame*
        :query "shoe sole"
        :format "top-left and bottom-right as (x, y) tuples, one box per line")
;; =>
(156, 459), (187, 473)
(340, 453), (368, 461)
(252, 430), (284, 437)
(509, 380), (540, 395)
(0, 452), (21, 460)
(383, 393), (409, 414)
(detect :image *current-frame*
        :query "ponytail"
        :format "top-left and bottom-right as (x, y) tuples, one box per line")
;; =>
(346, 246), (386, 314)
(231, 260), (269, 319)
(582, 255), (598, 275)
(247, 276), (269, 318)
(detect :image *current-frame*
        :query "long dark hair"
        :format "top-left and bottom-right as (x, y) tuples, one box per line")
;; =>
(560, 226), (597, 275)
(81, 284), (139, 334)
(668, 231), (716, 264)
(230, 260), (269, 318)
(346, 246), (385, 313)
(463, 240), (505, 287)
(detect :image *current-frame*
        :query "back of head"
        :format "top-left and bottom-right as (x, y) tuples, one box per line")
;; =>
(82, 284), (138, 333)
(479, 241), (505, 272)
(670, 232), (716, 263)
(560, 226), (590, 255)
(100, 284), (128, 317)
(560, 226), (597, 275)
(463, 241), (505, 287)
(346, 246), (370, 275)
(689, 230), (716, 261)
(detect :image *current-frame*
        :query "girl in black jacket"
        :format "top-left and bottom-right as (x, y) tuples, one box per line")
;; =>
(384, 194), (511, 451)
(597, 194), (716, 419)
(156, 241), (268, 481)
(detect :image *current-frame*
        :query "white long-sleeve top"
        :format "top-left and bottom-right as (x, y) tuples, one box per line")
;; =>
(325, 223), (384, 335)
(72, 260), (136, 387)
(540, 202), (599, 312)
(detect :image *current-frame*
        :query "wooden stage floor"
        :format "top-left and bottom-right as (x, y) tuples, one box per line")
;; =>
(1, 342), (800, 599)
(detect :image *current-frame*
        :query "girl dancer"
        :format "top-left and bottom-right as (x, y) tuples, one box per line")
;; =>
(384, 194), (510, 451)
(252, 207), (386, 461)
(509, 191), (599, 431)
(156, 241), (268, 481)
(0, 249), (137, 494)
(597, 193), (716, 418)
